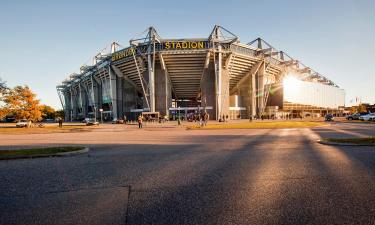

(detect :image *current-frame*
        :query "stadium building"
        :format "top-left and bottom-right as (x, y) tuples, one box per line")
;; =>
(57, 26), (345, 121)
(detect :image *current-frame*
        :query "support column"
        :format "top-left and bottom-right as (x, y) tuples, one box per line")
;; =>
(91, 76), (100, 121)
(63, 91), (71, 122)
(108, 66), (118, 119)
(256, 62), (266, 117)
(148, 53), (155, 112)
(250, 71), (256, 117)
(155, 62), (171, 116)
(216, 46), (222, 120)
(79, 83), (86, 118)
(201, 61), (216, 120)
(220, 68), (230, 119)
(70, 87), (76, 121)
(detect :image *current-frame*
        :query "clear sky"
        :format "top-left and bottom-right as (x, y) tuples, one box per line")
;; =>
(0, 0), (374, 109)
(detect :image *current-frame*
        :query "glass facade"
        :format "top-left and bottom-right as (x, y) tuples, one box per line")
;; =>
(283, 80), (345, 109)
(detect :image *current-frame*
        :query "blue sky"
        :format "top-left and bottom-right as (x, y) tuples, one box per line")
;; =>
(0, 0), (374, 109)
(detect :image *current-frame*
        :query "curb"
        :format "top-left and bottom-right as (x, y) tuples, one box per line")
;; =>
(0, 147), (89, 160)
(317, 140), (375, 146)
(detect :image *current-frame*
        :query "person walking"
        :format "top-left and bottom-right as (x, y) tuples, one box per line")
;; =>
(137, 115), (143, 129)
(204, 112), (209, 126)
(58, 117), (63, 128)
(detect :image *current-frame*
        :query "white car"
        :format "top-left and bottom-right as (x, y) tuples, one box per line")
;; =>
(16, 119), (28, 128)
(359, 113), (375, 121)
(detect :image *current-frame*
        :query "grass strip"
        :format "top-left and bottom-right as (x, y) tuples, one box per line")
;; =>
(0, 146), (85, 157)
(323, 137), (375, 144)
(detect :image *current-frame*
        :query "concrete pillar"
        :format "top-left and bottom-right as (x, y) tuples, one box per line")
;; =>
(148, 53), (155, 112)
(63, 91), (71, 122)
(201, 61), (216, 120)
(91, 76), (100, 121)
(220, 68), (230, 119)
(155, 62), (172, 116)
(216, 47), (222, 120)
(96, 77), (103, 119)
(70, 87), (78, 121)
(79, 83), (87, 118)
(256, 62), (266, 116)
(116, 76), (124, 119)
(250, 70), (256, 117)
(108, 67), (118, 119)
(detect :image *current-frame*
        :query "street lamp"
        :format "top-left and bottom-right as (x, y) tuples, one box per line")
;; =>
(99, 108), (103, 124)
(93, 106), (97, 122)
(178, 106), (181, 125)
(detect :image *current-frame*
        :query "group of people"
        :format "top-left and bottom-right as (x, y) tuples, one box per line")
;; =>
(197, 112), (209, 127)
(219, 114), (229, 122)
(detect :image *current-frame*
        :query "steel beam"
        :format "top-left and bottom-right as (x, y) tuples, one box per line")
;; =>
(230, 60), (264, 95)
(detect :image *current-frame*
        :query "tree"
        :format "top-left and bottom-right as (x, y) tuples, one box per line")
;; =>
(358, 104), (367, 113)
(3, 85), (43, 122)
(0, 78), (8, 120)
(55, 110), (65, 120)
(349, 106), (358, 114)
(0, 78), (7, 94)
(40, 105), (56, 119)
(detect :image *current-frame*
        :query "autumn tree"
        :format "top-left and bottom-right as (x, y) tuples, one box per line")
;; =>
(358, 104), (368, 113)
(3, 85), (43, 122)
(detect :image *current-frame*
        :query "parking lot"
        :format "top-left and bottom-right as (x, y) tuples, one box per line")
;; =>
(0, 121), (374, 225)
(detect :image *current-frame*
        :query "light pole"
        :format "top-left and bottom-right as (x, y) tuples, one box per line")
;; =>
(93, 106), (97, 122)
(99, 108), (103, 124)
(178, 106), (181, 125)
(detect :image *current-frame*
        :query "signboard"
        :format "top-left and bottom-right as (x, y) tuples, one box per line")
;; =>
(169, 106), (213, 111)
(111, 40), (210, 62)
(162, 41), (209, 50)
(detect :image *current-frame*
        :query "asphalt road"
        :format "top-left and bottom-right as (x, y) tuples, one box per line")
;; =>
(0, 122), (374, 225)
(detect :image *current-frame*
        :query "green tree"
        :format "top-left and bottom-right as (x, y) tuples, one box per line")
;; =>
(0, 78), (7, 93)
(40, 105), (56, 119)
(3, 85), (43, 122)
(55, 110), (65, 120)
(0, 78), (9, 120)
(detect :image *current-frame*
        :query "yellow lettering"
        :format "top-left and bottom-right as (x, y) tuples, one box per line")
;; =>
(165, 42), (170, 49)
(176, 42), (181, 48)
(182, 42), (188, 48)
(191, 42), (197, 48)
(198, 42), (204, 49)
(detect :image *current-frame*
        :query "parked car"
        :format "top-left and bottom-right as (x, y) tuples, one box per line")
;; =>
(346, 113), (362, 120)
(325, 114), (334, 122)
(359, 113), (375, 121)
(16, 119), (28, 128)
(86, 118), (99, 126)
(82, 118), (90, 123)
(112, 118), (124, 124)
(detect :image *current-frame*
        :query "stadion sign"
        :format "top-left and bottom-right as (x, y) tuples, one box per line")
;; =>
(112, 40), (210, 62)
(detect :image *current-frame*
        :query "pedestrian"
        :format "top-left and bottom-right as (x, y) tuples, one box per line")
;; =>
(226, 114), (229, 122)
(138, 115), (143, 128)
(58, 117), (63, 128)
(204, 112), (209, 126)
(123, 115), (127, 124)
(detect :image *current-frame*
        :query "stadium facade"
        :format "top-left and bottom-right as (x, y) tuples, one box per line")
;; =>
(57, 26), (345, 121)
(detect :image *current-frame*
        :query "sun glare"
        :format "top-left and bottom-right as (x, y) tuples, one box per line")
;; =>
(283, 76), (301, 94)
